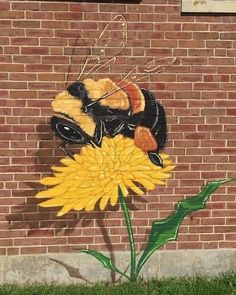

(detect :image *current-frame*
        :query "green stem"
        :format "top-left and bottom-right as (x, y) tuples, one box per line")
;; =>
(118, 187), (137, 282)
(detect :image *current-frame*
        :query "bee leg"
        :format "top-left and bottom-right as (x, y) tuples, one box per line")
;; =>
(148, 151), (163, 167)
(58, 141), (75, 159)
(93, 121), (105, 147)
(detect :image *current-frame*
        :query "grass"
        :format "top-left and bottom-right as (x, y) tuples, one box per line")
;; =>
(0, 273), (235, 295)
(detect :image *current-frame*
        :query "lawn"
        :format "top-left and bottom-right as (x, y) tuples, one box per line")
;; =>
(0, 273), (235, 295)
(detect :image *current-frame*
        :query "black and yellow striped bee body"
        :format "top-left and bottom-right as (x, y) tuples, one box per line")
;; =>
(51, 78), (167, 166)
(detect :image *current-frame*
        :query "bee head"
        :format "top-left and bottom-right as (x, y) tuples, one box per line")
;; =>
(51, 84), (97, 146)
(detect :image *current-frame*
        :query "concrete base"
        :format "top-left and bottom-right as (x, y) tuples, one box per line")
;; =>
(0, 249), (235, 284)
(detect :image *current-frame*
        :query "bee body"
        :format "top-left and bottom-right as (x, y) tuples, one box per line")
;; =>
(51, 78), (167, 166)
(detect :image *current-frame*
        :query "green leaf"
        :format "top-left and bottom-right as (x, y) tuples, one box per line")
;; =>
(136, 178), (236, 275)
(80, 249), (118, 272)
(79, 248), (130, 280)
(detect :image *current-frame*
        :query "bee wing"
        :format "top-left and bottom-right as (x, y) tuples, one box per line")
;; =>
(78, 14), (128, 81)
(121, 57), (177, 84)
(94, 56), (177, 102)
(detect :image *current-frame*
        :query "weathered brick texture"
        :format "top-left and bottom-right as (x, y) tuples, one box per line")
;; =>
(0, 0), (235, 255)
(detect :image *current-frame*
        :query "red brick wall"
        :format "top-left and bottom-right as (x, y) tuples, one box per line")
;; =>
(0, 0), (236, 256)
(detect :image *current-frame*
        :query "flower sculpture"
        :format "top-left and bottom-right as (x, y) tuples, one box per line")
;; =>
(36, 135), (235, 282)
(36, 135), (175, 216)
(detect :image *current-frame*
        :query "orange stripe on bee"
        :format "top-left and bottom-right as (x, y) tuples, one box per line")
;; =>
(134, 126), (158, 152)
(119, 81), (145, 114)
(84, 78), (129, 110)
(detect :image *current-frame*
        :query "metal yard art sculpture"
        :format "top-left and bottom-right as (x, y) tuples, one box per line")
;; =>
(36, 15), (235, 282)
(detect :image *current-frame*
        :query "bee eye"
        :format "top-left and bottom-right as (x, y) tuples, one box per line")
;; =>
(56, 123), (83, 142)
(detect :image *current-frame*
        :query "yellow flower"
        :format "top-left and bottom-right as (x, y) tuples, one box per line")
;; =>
(36, 135), (175, 216)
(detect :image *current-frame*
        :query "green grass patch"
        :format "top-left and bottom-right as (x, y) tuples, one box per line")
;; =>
(0, 273), (235, 295)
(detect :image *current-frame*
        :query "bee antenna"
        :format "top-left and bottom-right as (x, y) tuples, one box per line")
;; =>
(84, 97), (105, 108)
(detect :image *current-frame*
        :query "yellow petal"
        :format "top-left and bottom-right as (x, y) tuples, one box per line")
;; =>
(119, 182), (129, 196)
(138, 179), (155, 190)
(57, 205), (73, 216)
(60, 157), (77, 166)
(85, 196), (101, 211)
(39, 198), (66, 207)
(39, 177), (63, 186)
(123, 179), (143, 195)
(73, 199), (87, 211)
(163, 160), (173, 166)
(153, 179), (166, 186)
(159, 153), (169, 160)
(36, 185), (67, 198)
(105, 185), (118, 206)
(51, 166), (77, 173)
(150, 172), (172, 180)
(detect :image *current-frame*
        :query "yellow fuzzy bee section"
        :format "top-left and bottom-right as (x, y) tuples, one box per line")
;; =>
(83, 78), (130, 110)
(36, 135), (175, 217)
(52, 91), (96, 136)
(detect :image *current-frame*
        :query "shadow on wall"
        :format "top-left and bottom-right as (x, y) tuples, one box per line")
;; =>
(6, 122), (81, 235)
(5, 122), (148, 282)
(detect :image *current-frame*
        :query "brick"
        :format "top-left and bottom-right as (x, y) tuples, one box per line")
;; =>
(55, 30), (82, 39)
(67, 237), (93, 244)
(41, 3), (69, 11)
(219, 242), (236, 248)
(20, 247), (47, 255)
(165, 32), (192, 39)
(182, 23), (208, 31)
(12, 2), (39, 10)
(54, 12), (83, 21)
(7, 248), (20, 255)
(99, 4), (126, 12)
(209, 57), (234, 65)
(203, 242), (218, 249)
(0, 11), (24, 19)
(206, 40), (233, 48)
(193, 32), (219, 40)
(178, 242), (202, 249)
(70, 3), (98, 12)
(1, 81), (27, 89)
(210, 23), (236, 31)
(4, 47), (19, 54)
(40, 38), (67, 46)
(14, 238), (41, 246)
(0, 28), (25, 37)
(0, 20), (11, 29)
(204, 74), (229, 82)
(11, 37), (39, 46)
(26, 11), (53, 19)
(26, 29), (53, 38)
(41, 237), (67, 245)
(13, 21), (40, 28)
(13, 55), (41, 64)
(41, 21), (69, 29)
(9, 73), (36, 81)
(42, 56), (69, 65)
